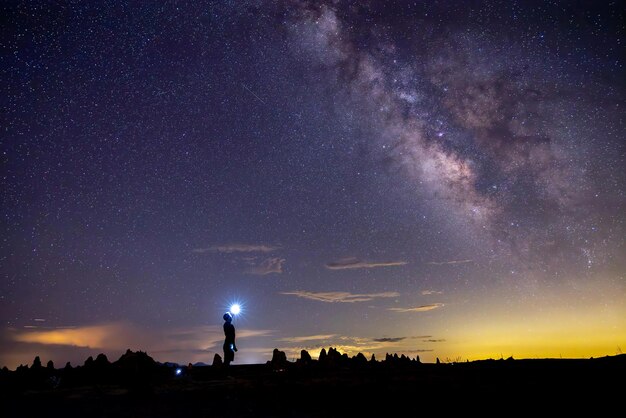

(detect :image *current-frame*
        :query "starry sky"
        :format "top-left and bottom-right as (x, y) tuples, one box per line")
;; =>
(1, 1), (625, 368)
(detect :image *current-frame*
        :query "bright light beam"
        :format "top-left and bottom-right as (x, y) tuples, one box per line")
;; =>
(230, 304), (241, 315)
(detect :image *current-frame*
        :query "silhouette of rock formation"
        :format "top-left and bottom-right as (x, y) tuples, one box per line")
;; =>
(115, 350), (159, 393)
(32, 356), (42, 369)
(116, 349), (156, 372)
(95, 353), (110, 368)
(270, 349), (288, 368)
(318, 348), (327, 363)
(353, 352), (367, 366)
(298, 349), (312, 365)
(321, 347), (344, 366)
(212, 353), (223, 367)
(84, 356), (94, 368)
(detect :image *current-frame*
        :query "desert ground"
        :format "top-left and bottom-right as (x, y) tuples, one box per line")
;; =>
(2, 349), (623, 417)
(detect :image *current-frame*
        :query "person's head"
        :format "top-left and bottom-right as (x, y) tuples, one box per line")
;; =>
(223, 312), (232, 323)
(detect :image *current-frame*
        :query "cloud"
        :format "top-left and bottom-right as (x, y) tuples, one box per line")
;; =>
(325, 257), (408, 270)
(12, 323), (138, 349)
(421, 290), (443, 295)
(249, 257), (285, 275)
(423, 339), (446, 343)
(426, 259), (473, 266)
(373, 337), (406, 343)
(193, 244), (279, 253)
(191, 244), (285, 275)
(278, 334), (337, 343)
(280, 290), (399, 303)
(389, 303), (445, 313)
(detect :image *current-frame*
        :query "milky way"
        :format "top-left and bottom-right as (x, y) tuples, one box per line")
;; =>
(1, 1), (624, 367)
(279, 0), (624, 274)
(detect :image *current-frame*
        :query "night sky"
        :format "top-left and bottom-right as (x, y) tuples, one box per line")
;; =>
(2, 1), (625, 368)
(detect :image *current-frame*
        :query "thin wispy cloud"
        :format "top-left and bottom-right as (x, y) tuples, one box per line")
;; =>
(193, 244), (279, 254)
(280, 290), (399, 303)
(426, 259), (473, 266)
(249, 257), (285, 275)
(389, 303), (445, 312)
(423, 339), (446, 343)
(373, 337), (406, 343)
(421, 290), (443, 295)
(325, 257), (408, 270)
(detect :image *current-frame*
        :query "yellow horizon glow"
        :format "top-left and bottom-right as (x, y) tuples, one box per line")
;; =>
(3, 276), (624, 367)
(420, 286), (626, 361)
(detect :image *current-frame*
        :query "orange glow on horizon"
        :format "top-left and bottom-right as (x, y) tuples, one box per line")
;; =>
(13, 324), (131, 349)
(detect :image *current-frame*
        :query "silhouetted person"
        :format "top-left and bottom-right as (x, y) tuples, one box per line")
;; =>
(223, 312), (237, 366)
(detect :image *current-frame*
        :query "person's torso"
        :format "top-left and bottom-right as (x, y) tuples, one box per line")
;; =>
(224, 323), (235, 341)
